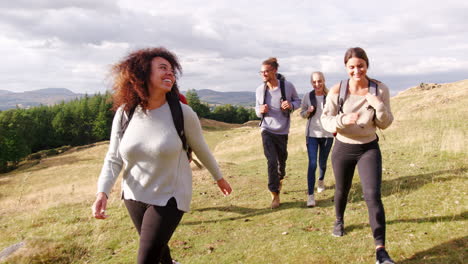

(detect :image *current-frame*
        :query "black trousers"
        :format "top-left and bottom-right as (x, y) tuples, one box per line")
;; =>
(332, 139), (386, 246)
(124, 197), (184, 264)
(261, 130), (288, 193)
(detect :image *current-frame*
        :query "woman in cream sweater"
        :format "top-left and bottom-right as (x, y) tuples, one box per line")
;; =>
(321, 47), (395, 264)
(91, 47), (232, 264)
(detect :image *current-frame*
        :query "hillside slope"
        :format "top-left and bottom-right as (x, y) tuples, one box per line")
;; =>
(0, 80), (466, 263)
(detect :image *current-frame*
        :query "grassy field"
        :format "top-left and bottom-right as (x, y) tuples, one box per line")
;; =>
(0, 80), (467, 263)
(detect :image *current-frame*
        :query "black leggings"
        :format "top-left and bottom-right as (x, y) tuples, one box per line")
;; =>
(332, 139), (386, 246)
(124, 197), (184, 264)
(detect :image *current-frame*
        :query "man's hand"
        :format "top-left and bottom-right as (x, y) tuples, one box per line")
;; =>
(260, 104), (269, 114)
(281, 100), (291, 111)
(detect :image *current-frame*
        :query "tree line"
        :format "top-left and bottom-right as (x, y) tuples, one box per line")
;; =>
(185, 89), (258, 123)
(0, 90), (258, 172)
(0, 93), (114, 172)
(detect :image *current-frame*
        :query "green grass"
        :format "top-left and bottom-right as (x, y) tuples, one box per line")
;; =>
(0, 82), (467, 263)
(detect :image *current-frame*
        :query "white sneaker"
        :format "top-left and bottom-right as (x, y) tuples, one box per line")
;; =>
(317, 180), (325, 193)
(307, 194), (316, 207)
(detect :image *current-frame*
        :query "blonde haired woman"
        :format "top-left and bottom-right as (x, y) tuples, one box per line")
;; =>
(300, 71), (334, 207)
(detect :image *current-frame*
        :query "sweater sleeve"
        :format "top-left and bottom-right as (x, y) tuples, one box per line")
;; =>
(288, 82), (301, 111)
(183, 105), (223, 181)
(255, 85), (264, 118)
(321, 93), (346, 133)
(96, 107), (124, 197)
(300, 92), (311, 119)
(374, 83), (394, 129)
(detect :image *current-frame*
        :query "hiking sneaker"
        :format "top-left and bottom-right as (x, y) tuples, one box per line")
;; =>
(376, 248), (395, 264)
(307, 194), (316, 207)
(332, 221), (344, 237)
(317, 180), (325, 193)
(271, 192), (280, 209)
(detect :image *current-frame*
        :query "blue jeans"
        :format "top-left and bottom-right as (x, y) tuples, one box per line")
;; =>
(306, 137), (333, 195)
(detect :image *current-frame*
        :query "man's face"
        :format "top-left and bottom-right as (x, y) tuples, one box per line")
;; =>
(260, 64), (277, 83)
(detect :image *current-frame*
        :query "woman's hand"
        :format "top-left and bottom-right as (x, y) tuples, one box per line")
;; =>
(260, 104), (269, 114)
(307, 105), (315, 113)
(92, 192), (109, 219)
(216, 178), (232, 196)
(365, 93), (382, 108)
(343, 113), (359, 125)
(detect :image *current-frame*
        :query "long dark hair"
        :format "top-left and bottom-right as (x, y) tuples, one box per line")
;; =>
(344, 47), (369, 67)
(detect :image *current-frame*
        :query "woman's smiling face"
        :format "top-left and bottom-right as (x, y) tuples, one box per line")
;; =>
(149, 57), (175, 93)
(346, 57), (368, 82)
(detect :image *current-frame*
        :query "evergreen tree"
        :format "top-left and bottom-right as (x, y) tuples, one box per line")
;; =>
(185, 89), (210, 118)
(92, 98), (112, 140)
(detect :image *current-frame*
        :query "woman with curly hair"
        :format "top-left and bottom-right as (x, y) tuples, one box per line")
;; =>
(91, 47), (232, 264)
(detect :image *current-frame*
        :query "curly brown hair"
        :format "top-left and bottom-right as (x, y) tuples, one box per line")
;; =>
(111, 47), (182, 112)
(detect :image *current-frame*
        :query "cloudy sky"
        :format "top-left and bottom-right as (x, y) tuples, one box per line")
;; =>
(1, 0), (467, 96)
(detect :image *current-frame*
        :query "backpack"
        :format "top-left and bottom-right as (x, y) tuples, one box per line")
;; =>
(119, 90), (192, 160)
(337, 79), (378, 114)
(259, 73), (287, 126)
(307, 90), (326, 119)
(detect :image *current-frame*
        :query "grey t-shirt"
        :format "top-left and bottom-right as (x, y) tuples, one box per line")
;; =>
(255, 80), (301, 135)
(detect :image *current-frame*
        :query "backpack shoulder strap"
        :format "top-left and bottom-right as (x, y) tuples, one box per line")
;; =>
(369, 79), (378, 96)
(279, 77), (290, 119)
(167, 90), (191, 160)
(280, 78), (286, 101)
(308, 90), (317, 119)
(259, 83), (268, 127)
(309, 90), (317, 107)
(275, 73), (287, 101)
(262, 83), (268, 105)
(120, 105), (136, 139)
(338, 79), (349, 114)
(368, 79), (379, 121)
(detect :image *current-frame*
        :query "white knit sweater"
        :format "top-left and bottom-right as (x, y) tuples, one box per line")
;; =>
(97, 102), (223, 212)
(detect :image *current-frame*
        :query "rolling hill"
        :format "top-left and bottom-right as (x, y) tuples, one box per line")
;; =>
(0, 88), (83, 110)
(182, 89), (256, 106)
(0, 79), (466, 263)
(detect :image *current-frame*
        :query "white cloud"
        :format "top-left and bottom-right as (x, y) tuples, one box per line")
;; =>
(0, 0), (467, 95)
(397, 57), (468, 75)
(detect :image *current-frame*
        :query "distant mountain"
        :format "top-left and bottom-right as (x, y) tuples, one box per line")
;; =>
(182, 89), (305, 107)
(182, 89), (256, 106)
(0, 87), (295, 110)
(0, 88), (83, 110)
